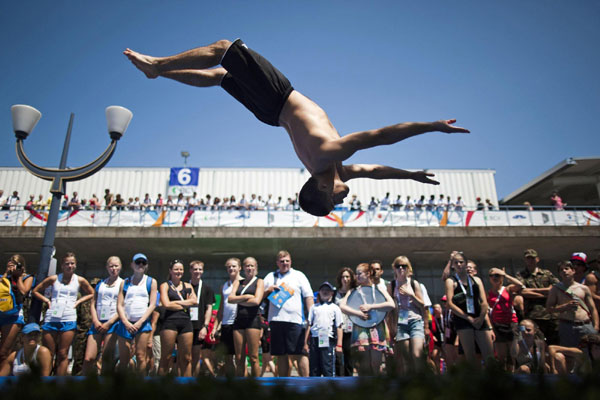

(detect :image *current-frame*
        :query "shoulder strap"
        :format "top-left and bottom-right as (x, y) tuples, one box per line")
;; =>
(411, 277), (419, 292)
(553, 282), (591, 317)
(146, 276), (152, 294)
(123, 277), (131, 295)
(95, 281), (102, 293)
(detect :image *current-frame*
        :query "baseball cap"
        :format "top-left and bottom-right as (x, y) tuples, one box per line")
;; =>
(570, 252), (587, 264)
(319, 281), (335, 291)
(132, 253), (148, 262)
(524, 249), (538, 258)
(22, 323), (41, 334)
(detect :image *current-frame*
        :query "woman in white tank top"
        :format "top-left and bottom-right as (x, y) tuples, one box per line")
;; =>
(116, 253), (157, 374)
(0, 323), (51, 376)
(32, 252), (94, 376)
(82, 256), (123, 374)
(215, 258), (241, 376)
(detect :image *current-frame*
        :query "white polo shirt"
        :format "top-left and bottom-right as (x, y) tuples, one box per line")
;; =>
(308, 302), (343, 338)
(263, 268), (313, 325)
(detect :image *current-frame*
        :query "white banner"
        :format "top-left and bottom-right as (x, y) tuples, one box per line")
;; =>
(1, 209), (598, 228)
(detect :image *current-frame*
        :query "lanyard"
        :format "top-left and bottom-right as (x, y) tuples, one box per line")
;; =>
(169, 280), (185, 301)
(190, 280), (202, 304)
(455, 274), (473, 298)
(489, 286), (505, 316)
(240, 276), (257, 295)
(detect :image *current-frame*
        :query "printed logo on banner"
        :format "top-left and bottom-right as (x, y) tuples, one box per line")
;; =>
(542, 213), (550, 224)
(512, 215), (526, 219)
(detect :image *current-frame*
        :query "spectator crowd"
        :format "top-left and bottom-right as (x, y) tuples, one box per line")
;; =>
(1, 188), (514, 213)
(1, 248), (599, 377)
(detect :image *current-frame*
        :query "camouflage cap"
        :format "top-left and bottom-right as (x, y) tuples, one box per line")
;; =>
(524, 249), (538, 258)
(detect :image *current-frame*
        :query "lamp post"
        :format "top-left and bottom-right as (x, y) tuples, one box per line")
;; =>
(10, 104), (132, 322)
(181, 150), (190, 167)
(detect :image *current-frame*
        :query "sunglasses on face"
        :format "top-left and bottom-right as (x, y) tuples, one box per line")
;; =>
(394, 264), (409, 270)
(490, 274), (502, 278)
(134, 259), (147, 266)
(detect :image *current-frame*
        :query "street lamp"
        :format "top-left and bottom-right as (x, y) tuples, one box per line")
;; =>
(10, 104), (132, 322)
(181, 150), (190, 167)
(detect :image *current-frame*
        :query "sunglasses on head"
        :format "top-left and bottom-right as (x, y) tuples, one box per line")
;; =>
(170, 259), (183, 266)
(134, 259), (147, 266)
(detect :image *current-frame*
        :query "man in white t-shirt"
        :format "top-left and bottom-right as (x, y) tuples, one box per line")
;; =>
(370, 260), (388, 293)
(263, 250), (314, 377)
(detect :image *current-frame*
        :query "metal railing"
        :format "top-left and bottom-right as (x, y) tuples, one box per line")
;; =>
(1, 205), (598, 228)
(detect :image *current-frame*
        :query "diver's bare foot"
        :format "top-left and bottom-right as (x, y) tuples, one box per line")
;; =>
(123, 48), (160, 79)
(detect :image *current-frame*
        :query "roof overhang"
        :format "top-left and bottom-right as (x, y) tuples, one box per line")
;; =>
(500, 157), (600, 206)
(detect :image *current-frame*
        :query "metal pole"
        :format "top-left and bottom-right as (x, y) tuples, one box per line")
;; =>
(30, 115), (74, 322)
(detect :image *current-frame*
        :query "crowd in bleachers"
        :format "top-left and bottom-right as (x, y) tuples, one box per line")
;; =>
(1, 248), (598, 377)
(2, 188), (510, 213)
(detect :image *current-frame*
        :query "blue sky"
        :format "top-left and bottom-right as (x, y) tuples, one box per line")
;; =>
(1, 1), (599, 200)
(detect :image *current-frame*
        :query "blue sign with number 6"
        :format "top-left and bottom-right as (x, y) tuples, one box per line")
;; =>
(169, 167), (199, 186)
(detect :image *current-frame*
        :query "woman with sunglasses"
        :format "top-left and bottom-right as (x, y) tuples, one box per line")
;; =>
(33, 252), (94, 376)
(0, 323), (51, 376)
(158, 259), (196, 376)
(1, 254), (34, 372)
(444, 252), (494, 366)
(82, 256), (123, 374)
(487, 267), (523, 371)
(228, 256), (264, 377)
(116, 253), (158, 373)
(389, 256), (426, 373)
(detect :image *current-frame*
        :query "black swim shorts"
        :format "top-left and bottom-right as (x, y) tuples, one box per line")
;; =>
(220, 39), (294, 126)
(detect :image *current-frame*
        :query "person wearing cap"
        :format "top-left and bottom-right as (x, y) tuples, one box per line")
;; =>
(32, 252), (94, 376)
(228, 256), (265, 377)
(546, 260), (599, 352)
(303, 281), (343, 377)
(516, 248), (560, 345)
(115, 253), (158, 373)
(263, 250), (314, 377)
(0, 323), (51, 376)
(570, 252), (588, 284)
